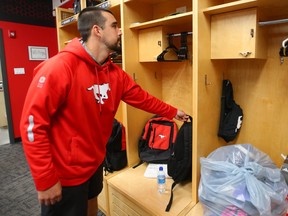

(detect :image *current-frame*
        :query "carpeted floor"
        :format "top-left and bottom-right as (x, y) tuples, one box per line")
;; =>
(0, 143), (39, 216)
(0, 143), (105, 216)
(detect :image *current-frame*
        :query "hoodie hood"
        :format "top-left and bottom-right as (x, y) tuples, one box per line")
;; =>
(60, 38), (113, 69)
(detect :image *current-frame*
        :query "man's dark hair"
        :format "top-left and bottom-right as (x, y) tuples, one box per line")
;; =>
(78, 7), (114, 42)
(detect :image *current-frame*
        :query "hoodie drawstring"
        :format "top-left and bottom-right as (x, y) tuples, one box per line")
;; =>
(95, 66), (102, 115)
(82, 40), (116, 115)
(106, 66), (115, 114)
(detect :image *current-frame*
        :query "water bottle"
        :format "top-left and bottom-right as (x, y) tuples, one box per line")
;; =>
(157, 166), (166, 193)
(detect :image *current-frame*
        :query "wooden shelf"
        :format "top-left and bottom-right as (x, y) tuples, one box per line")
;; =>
(110, 0), (120, 6)
(59, 14), (78, 28)
(203, 0), (257, 15)
(108, 163), (193, 216)
(124, 0), (169, 4)
(58, 1), (121, 29)
(203, 0), (288, 22)
(130, 11), (193, 30)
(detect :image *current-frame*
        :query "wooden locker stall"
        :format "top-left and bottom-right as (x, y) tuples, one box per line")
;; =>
(108, 0), (194, 215)
(203, 0), (288, 168)
(189, 0), (288, 213)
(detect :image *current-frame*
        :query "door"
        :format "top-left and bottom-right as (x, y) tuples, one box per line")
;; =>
(211, 8), (266, 59)
(0, 62), (9, 145)
(0, 29), (14, 145)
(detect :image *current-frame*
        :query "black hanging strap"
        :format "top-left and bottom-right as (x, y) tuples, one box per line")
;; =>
(132, 160), (144, 169)
(165, 181), (178, 212)
(178, 32), (188, 60)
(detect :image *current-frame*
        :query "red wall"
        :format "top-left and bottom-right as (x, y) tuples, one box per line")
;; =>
(0, 21), (58, 139)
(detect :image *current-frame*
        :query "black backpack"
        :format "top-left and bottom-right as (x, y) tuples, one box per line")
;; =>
(166, 116), (193, 212)
(104, 119), (127, 175)
(138, 115), (178, 164)
(218, 80), (243, 142)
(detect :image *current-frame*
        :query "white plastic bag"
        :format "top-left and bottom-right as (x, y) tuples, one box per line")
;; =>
(199, 144), (288, 216)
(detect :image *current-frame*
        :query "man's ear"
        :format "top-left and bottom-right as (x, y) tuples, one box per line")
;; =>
(92, 25), (102, 37)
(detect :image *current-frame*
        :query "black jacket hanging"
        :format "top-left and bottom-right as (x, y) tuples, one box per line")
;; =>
(218, 80), (243, 142)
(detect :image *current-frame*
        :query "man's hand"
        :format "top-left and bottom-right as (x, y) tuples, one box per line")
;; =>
(174, 110), (189, 122)
(38, 181), (62, 206)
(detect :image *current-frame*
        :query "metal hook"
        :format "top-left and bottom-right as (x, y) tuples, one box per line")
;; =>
(133, 73), (137, 82)
(205, 74), (212, 86)
(279, 38), (288, 64)
(282, 38), (288, 48)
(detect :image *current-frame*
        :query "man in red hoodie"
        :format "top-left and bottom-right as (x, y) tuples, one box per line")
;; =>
(20, 6), (189, 216)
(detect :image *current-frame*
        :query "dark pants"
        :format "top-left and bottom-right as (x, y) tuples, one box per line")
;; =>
(41, 164), (103, 216)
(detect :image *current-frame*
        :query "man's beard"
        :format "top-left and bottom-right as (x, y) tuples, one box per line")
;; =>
(107, 39), (121, 53)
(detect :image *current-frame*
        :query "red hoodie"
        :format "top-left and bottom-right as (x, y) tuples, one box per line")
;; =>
(20, 38), (177, 191)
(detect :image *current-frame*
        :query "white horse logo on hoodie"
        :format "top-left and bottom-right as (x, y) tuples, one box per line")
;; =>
(87, 83), (110, 104)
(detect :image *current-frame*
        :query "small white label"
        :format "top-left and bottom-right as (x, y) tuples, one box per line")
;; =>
(14, 68), (25, 75)
(176, 6), (187, 13)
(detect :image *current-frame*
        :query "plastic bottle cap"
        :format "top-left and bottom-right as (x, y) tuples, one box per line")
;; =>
(159, 166), (163, 171)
